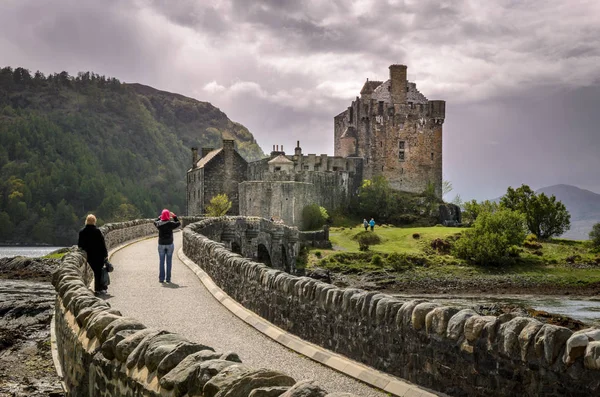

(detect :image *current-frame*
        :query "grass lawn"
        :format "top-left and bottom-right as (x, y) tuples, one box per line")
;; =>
(305, 225), (600, 289)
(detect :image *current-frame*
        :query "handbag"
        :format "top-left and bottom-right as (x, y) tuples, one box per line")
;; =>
(100, 267), (111, 286)
(104, 258), (114, 272)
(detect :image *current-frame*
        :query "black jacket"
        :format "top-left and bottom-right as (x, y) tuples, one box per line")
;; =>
(78, 225), (108, 267)
(154, 216), (181, 245)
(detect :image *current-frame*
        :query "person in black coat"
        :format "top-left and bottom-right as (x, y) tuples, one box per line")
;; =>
(154, 209), (181, 283)
(78, 214), (109, 294)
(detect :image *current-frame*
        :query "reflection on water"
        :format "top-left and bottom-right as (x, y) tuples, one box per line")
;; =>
(0, 246), (65, 259)
(393, 294), (600, 327)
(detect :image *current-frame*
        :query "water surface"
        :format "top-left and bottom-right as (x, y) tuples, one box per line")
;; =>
(0, 246), (65, 259)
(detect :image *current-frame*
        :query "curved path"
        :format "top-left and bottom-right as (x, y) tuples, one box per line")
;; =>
(106, 233), (432, 397)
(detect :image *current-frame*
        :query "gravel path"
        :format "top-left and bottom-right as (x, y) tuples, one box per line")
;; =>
(106, 233), (387, 397)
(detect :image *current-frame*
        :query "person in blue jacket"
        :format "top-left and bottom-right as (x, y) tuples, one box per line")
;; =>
(369, 218), (375, 231)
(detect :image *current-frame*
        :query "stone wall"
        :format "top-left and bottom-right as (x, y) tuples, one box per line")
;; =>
(52, 219), (356, 396)
(183, 218), (600, 397)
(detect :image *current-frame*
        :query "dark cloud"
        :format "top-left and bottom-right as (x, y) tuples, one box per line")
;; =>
(1, 0), (600, 199)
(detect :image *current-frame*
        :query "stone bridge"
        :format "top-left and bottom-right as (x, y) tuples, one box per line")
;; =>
(188, 216), (301, 273)
(51, 217), (600, 397)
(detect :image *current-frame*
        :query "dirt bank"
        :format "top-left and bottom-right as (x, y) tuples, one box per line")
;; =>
(0, 256), (65, 396)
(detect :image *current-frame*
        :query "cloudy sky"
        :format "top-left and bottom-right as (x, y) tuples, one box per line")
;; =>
(1, 0), (599, 200)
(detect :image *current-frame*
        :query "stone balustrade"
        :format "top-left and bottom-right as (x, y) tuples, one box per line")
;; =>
(183, 217), (600, 397)
(52, 219), (356, 397)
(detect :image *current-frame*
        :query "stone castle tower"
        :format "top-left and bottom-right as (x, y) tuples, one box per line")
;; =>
(334, 64), (445, 197)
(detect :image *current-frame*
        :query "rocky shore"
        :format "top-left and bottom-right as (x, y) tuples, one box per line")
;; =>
(0, 256), (65, 396)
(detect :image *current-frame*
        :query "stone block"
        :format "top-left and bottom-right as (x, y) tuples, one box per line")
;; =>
(426, 306), (460, 336)
(497, 317), (536, 358)
(564, 328), (600, 365)
(584, 341), (600, 370)
(534, 324), (573, 365)
(279, 380), (328, 397)
(412, 302), (440, 331)
(446, 309), (477, 340)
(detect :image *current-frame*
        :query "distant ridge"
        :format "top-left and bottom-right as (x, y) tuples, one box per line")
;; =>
(536, 184), (600, 240)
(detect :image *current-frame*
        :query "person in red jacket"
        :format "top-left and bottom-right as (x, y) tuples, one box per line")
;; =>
(78, 214), (108, 295)
(153, 209), (181, 283)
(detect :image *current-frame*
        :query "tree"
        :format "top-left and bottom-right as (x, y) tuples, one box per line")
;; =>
(500, 184), (570, 239)
(462, 199), (498, 224)
(590, 223), (600, 248)
(206, 194), (231, 216)
(442, 180), (453, 198)
(453, 209), (527, 266)
(302, 204), (327, 230)
(356, 176), (394, 221)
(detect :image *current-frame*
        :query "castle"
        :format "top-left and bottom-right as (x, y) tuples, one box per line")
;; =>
(187, 65), (446, 227)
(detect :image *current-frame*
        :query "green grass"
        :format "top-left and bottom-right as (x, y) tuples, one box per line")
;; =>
(309, 226), (600, 288)
(42, 252), (67, 260)
(329, 225), (467, 254)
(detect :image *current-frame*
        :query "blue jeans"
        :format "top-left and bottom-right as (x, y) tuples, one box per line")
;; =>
(158, 244), (174, 282)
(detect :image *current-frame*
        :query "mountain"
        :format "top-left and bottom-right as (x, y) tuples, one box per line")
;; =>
(0, 66), (264, 245)
(536, 184), (600, 240)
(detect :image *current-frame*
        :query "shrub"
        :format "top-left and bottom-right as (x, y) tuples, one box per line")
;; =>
(431, 238), (452, 254)
(507, 245), (523, 258)
(206, 193), (232, 216)
(523, 233), (543, 249)
(412, 233), (420, 239)
(314, 251), (322, 258)
(371, 254), (383, 267)
(590, 223), (600, 248)
(302, 204), (327, 230)
(452, 209), (527, 266)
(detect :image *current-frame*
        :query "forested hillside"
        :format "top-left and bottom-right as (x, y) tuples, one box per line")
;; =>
(0, 67), (264, 245)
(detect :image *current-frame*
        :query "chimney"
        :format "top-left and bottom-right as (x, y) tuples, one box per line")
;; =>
(389, 64), (407, 105)
(202, 147), (214, 158)
(222, 139), (235, 152)
(295, 141), (301, 156)
(191, 147), (198, 168)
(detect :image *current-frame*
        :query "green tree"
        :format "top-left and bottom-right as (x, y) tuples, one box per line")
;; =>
(462, 199), (499, 224)
(301, 204), (327, 230)
(356, 176), (394, 220)
(206, 194), (231, 216)
(453, 209), (527, 266)
(442, 180), (453, 197)
(500, 184), (570, 239)
(0, 211), (15, 241)
(589, 223), (600, 249)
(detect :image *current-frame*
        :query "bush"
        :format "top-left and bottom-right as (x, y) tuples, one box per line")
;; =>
(371, 254), (383, 267)
(354, 231), (382, 251)
(412, 233), (420, 239)
(314, 251), (322, 258)
(302, 204), (327, 230)
(206, 194), (232, 216)
(590, 223), (600, 248)
(431, 238), (452, 253)
(386, 252), (429, 271)
(452, 209), (527, 266)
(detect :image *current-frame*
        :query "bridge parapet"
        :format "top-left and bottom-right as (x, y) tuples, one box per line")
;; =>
(52, 219), (354, 397)
(183, 218), (600, 396)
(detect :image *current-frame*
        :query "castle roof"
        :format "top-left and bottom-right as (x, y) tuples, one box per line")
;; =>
(360, 80), (383, 96)
(268, 154), (293, 164)
(195, 148), (222, 168)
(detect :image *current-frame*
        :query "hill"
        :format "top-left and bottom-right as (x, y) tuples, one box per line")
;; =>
(536, 184), (600, 240)
(0, 67), (264, 245)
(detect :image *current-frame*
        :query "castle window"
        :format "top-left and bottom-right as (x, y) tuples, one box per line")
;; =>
(409, 102), (414, 109)
(378, 101), (384, 116)
(382, 166), (384, 171)
(399, 141), (405, 149)
(275, 167), (281, 171)
(431, 152), (434, 161)
(380, 142), (383, 147)
(419, 104), (423, 112)
(399, 151), (405, 161)
(303, 165), (309, 170)
(349, 107), (354, 122)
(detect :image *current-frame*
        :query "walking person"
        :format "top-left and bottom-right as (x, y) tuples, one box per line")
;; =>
(154, 209), (181, 283)
(363, 218), (369, 231)
(78, 214), (109, 295)
(369, 218), (376, 231)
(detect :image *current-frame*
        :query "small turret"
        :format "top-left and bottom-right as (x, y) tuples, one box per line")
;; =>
(389, 64), (407, 104)
(191, 147), (198, 168)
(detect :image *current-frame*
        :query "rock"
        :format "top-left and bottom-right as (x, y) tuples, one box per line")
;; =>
(162, 358), (237, 394)
(85, 312), (122, 342)
(498, 317), (536, 358)
(100, 317), (146, 344)
(396, 299), (427, 330)
(518, 320), (544, 362)
(206, 368), (296, 397)
(144, 334), (189, 372)
(411, 302), (440, 331)
(534, 324), (573, 365)
(426, 307), (460, 336)
(306, 268), (331, 284)
(201, 364), (253, 397)
(564, 328), (600, 365)
(249, 386), (291, 397)
(279, 380), (328, 397)
(584, 341), (600, 370)
(464, 315), (497, 343)
(446, 309), (477, 340)
(116, 329), (164, 364)
(101, 329), (139, 361)
(156, 341), (211, 378)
